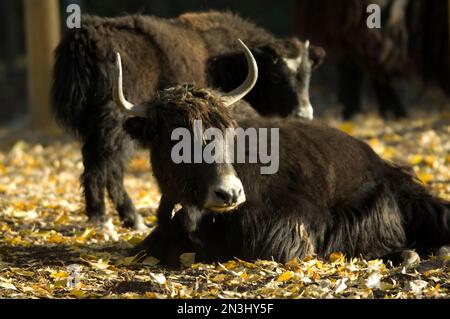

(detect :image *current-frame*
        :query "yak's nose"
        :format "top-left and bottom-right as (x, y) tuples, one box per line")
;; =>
(214, 187), (243, 205)
(205, 175), (246, 212)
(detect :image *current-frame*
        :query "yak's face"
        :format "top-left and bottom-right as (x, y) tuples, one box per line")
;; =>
(256, 38), (325, 119)
(124, 85), (246, 213)
(208, 38), (325, 118)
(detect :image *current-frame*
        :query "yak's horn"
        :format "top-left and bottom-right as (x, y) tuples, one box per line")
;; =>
(113, 52), (148, 117)
(221, 39), (259, 107)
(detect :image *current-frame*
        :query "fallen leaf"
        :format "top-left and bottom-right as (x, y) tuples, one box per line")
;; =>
(70, 288), (87, 298)
(277, 271), (294, 282)
(149, 273), (166, 285)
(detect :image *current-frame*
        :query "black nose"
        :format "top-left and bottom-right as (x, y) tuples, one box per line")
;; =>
(214, 188), (241, 205)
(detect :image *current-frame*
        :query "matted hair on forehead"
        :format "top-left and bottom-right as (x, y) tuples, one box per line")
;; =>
(153, 84), (237, 132)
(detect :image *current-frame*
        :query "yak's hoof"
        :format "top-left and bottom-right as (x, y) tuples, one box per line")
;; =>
(401, 250), (420, 267)
(89, 217), (119, 241)
(123, 214), (149, 232)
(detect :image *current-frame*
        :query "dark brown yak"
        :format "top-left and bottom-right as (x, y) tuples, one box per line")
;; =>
(51, 11), (325, 230)
(295, 0), (449, 119)
(114, 41), (450, 267)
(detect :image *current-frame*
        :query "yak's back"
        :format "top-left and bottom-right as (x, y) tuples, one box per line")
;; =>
(234, 111), (388, 207)
(177, 11), (277, 56)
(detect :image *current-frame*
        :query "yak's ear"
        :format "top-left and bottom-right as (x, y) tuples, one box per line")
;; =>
(309, 45), (326, 70)
(124, 117), (151, 146)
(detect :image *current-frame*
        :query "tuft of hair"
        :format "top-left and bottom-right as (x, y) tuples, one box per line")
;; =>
(152, 84), (237, 133)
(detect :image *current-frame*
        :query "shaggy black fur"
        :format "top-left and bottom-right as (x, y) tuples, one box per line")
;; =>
(128, 85), (450, 267)
(51, 11), (324, 228)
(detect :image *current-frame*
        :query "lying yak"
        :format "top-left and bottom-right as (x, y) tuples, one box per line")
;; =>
(51, 11), (325, 230)
(113, 41), (450, 266)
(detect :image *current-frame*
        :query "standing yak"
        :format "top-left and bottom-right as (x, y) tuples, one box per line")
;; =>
(51, 11), (325, 230)
(112, 41), (450, 267)
(295, 0), (450, 119)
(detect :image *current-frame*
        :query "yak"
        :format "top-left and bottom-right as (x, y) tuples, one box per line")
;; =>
(51, 11), (325, 230)
(112, 41), (450, 267)
(295, 0), (450, 119)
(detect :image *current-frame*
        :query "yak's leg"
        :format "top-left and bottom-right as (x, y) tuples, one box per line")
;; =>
(81, 141), (108, 224)
(339, 62), (364, 120)
(372, 76), (407, 119)
(106, 157), (146, 231)
(131, 209), (195, 267)
(156, 194), (177, 228)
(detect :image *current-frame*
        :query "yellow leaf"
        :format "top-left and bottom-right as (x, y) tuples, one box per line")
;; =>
(54, 213), (69, 225)
(237, 259), (256, 269)
(315, 260), (323, 269)
(11, 268), (35, 277)
(88, 259), (110, 270)
(116, 256), (136, 266)
(50, 271), (69, 279)
(285, 258), (301, 270)
(142, 256), (160, 266)
(223, 260), (237, 270)
(180, 253), (196, 268)
(70, 288), (86, 298)
(130, 157), (150, 171)
(409, 155), (423, 165)
(126, 235), (145, 246)
(417, 172), (433, 184)
(382, 147), (396, 159)
(80, 228), (95, 240)
(340, 122), (354, 134)
(329, 252), (345, 264)
(211, 274), (227, 283)
(424, 155), (437, 168)
(446, 155), (450, 164)
(145, 215), (158, 225)
(46, 231), (66, 244)
(145, 292), (157, 299)
(277, 271), (294, 282)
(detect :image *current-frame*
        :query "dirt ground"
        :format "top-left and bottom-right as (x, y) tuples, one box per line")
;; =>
(0, 108), (449, 299)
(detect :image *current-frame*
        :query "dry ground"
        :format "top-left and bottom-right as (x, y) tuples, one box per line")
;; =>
(0, 109), (449, 299)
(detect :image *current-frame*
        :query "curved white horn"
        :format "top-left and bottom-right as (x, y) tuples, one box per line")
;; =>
(113, 52), (148, 117)
(221, 39), (259, 107)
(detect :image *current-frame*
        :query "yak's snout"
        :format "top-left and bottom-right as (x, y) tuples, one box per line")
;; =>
(205, 175), (246, 212)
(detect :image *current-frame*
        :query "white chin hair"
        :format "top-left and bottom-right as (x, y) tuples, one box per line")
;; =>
(295, 105), (314, 120)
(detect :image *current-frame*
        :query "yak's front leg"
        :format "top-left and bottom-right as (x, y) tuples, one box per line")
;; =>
(156, 194), (178, 229)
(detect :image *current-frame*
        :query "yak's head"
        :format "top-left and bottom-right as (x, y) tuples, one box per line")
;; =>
(208, 37), (325, 119)
(113, 40), (258, 214)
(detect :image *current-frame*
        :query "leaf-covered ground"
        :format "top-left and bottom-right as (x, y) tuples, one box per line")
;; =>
(0, 109), (449, 299)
